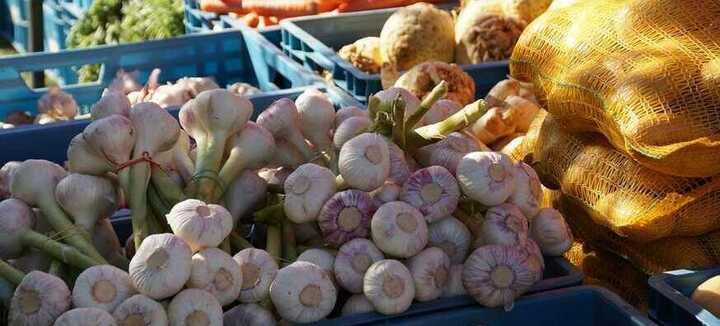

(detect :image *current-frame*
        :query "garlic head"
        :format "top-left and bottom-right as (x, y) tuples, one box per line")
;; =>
(318, 190), (375, 247)
(166, 199), (233, 252)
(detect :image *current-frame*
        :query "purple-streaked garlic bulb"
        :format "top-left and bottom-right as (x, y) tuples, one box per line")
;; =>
(54, 307), (116, 326)
(333, 116), (372, 149)
(9, 271), (71, 325)
(519, 238), (545, 283)
(233, 248), (278, 303)
(399, 166), (460, 223)
(166, 199), (233, 252)
(339, 133), (390, 191)
(283, 163), (337, 223)
(374, 87), (421, 118)
(129, 233), (192, 300)
(72, 265), (136, 312)
(406, 247), (450, 302)
(0, 161), (20, 199)
(297, 249), (336, 284)
(463, 245), (542, 310)
(224, 170), (268, 225)
(442, 264), (466, 297)
(384, 138), (411, 184)
(530, 208), (573, 256)
(188, 248), (243, 306)
(334, 239), (385, 294)
(224, 303), (276, 326)
(371, 201), (428, 258)
(371, 182), (402, 207)
(0, 198), (35, 259)
(296, 89), (335, 155)
(416, 132), (485, 175)
(256, 98), (314, 162)
(508, 162), (543, 219)
(363, 259), (415, 315)
(428, 216), (472, 264)
(38, 87), (77, 119)
(335, 106), (368, 128)
(457, 151), (516, 206)
(317, 190), (375, 247)
(168, 288), (223, 326)
(482, 203), (529, 246)
(112, 294), (168, 326)
(420, 99), (462, 126)
(269, 261), (337, 323)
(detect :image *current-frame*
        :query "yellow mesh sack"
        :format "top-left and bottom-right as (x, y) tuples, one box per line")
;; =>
(524, 112), (720, 242)
(510, 0), (720, 178)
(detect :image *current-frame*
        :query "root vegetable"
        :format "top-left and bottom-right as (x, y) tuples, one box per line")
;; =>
(482, 203), (529, 246)
(72, 265), (136, 312)
(112, 294), (168, 326)
(395, 61), (476, 106)
(338, 37), (382, 74)
(224, 170), (268, 224)
(333, 116), (372, 149)
(38, 87), (77, 120)
(224, 303), (277, 326)
(406, 247), (450, 302)
(371, 201), (428, 258)
(54, 307), (116, 326)
(455, 1), (525, 65)
(530, 208), (573, 256)
(341, 294), (375, 316)
(428, 216), (472, 264)
(468, 107), (516, 145)
(188, 248), (242, 306)
(9, 271), (70, 326)
(339, 133), (391, 191)
(335, 106), (368, 128)
(55, 173), (117, 234)
(168, 288), (223, 326)
(485, 78), (538, 108)
(442, 264), (466, 297)
(500, 135), (525, 157)
(227, 83), (262, 96)
(363, 259), (415, 315)
(296, 89), (336, 158)
(318, 190), (375, 247)
(166, 199), (233, 252)
(90, 90), (131, 120)
(269, 261), (337, 323)
(218, 122), (276, 196)
(297, 249), (336, 284)
(416, 132), (485, 175)
(508, 162), (543, 219)
(257, 98), (314, 162)
(457, 151), (516, 206)
(129, 233), (192, 300)
(400, 166), (460, 223)
(334, 239), (385, 294)
(232, 248), (279, 303)
(503, 96), (541, 133)
(284, 163), (337, 223)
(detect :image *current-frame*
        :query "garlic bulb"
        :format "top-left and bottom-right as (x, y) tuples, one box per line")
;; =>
(9, 271), (70, 326)
(296, 89), (336, 155)
(508, 162), (543, 219)
(150, 84), (193, 108)
(168, 288), (223, 326)
(363, 259), (415, 315)
(530, 208), (573, 256)
(227, 82), (262, 96)
(256, 98), (314, 161)
(520, 239), (545, 282)
(399, 166), (460, 223)
(273, 139), (305, 168)
(442, 264), (466, 297)
(224, 170), (268, 224)
(374, 88), (420, 118)
(416, 132), (484, 175)
(318, 190), (375, 246)
(166, 199), (233, 252)
(341, 294), (375, 316)
(37, 87), (77, 119)
(176, 77), (220, 98)
(297, 249), (336, 284)
(482, 203), (529, 246)
(129, 233), (192, 300)
(66, 134), (113, 176)
(91, 90), (131, 120)
(421, 99), (463, 126)
(371, 201), (428, 258)
(269, 261), (337, 323)
(406, 247), (450, 302)
(92, 218), (126, 268)
(224, 303), (277, 326)
(113, 294), (167, 326)
(55, 173), (117, 234)
(283, 163), (337, 223)
(335, 106), (368, 128)
(72, 265), (136, 312)
(233, 248), (278, 303)
(463, 245), (542, 310)
(0, 161), (20, 199)
(219, 122), (276, 187)
(54, 307), (116, 326)
(371, 182), (402, 207)
(188, 248), (243, 306)
(339, 133), (391, 191)
(334, 116), (372, 149)
(0, 198), (35, 258)
(334, 238), (385, 293)
(457, 151), (516, 206)
(385, 138), (411, 184)
(428, 216), (472, 264)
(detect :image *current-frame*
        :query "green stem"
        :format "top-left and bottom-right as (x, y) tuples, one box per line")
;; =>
(129, 162), (152, 248)
(368, 95), (381, 121)
(266, 225), (282, 265)
(48, 260), (64, 278)
(150, 165), (185, 205)
(21, 231), (101, 269)
(230, 231), (253, 251)
(410, 99), (489, 150)
(0, 260), (24, 286)
(391, 98), (407, 149)
(282, 219), (297, 264)
(404, 81), (449, 131)
(194, 135), (228, 203)
(147, 185), (171, 227)
(39, 196), (107, 264)
(220, 239), (232, 254)
(254, 204), (284, 225)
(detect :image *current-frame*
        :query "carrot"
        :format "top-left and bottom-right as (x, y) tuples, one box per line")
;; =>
(337, 0), (449, 12)
(243, 12), (260, 28)
(199, 0), (247, 13)
(242, 0), (341, 18)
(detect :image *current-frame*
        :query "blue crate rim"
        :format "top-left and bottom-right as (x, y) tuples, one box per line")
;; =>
(648, 268), (720, 325)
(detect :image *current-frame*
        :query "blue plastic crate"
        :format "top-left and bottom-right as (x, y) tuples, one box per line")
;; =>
(279, 5), (509, 104)
(4, 0), (29, 53)
(649, 267), (720, 326)
(183, 0), (221, 34)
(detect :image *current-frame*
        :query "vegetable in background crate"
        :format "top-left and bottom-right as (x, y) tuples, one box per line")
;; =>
(394, 61), (476, 106)
(338, 37), (383, 74)
(692, 275), (720, 317)
(455, 0), (526, 65)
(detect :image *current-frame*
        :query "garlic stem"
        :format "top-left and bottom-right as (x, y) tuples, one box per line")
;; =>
(0, 259), (24, 286)
(230, 231), (253, 251)
(20, 231), (100, 268)
(282, 219), (297, 264)
(266, 225), (282, 264)
(129, 163), (152, 248)
(150, 165), (186, 205)
(404, 81), (448, 134)
(48, 260), (64, 279)
(411, 100), (488, 149)
(254, 203), (284, 226)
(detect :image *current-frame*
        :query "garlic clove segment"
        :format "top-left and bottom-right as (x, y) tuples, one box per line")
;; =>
(129, 233), (192, 300)
(187, 248), (243, 306)
(341, 294), (375, 316)
(283, 163), (337, 223)
(371, 201), (428, 258)
(72, 265), (136, 312)
(399, 166), (460, 223)
(54, 307), (117, 326)
(9, 271), (70, 326)
(334, 238), (385, 294)
(363, 259), (415, 315)
(416, 132), (484, 175)
(233, 248), (279, 303)
(166, 199), (233, 252)
(442, 264), (467, 297)
(406, 247), (450, 302)
(428, 216), (472, 264)
(224, 303), (277, 326)
(168, 288), (223, 326)
(318, 190), (375, 247)
(457, 151), (516, 206)
(339, 133), (391, 191)
(482, 203), (529, 246)
(530, 208), (573, 256)
(508, 162), (543, 219)
(113, 294), (168, 326)
(269, 261), (337, 323)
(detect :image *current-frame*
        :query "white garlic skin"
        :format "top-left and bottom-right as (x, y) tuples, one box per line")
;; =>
(520, 238), (546, 283)
(371, 201), (428, 258)
(112, 294), (168, 326)
(0, 198), (35, 259)
(334, 116), (372, 149)
(224, 303), (277, 326)
(421, 100), (463, 126)
(224, 170), (268, 225)
(363, 259), (415, 315)
(482, 203), (529, 246)
(168, 288), (223, 326)
(374, 88), (421, 118)
(9, 271), (70, 326)
(406, 247), (451, 302)
(341, 294), (375, 316)
(166, 199), (233, 252)
(339, 133), (391, 191)
(442, 264), (467, 297)
(508, 162), (543, 219)
(297, 249), (336, 283)
(233, 248), (279, 303)
(72, 265), (136, 312)
(188, 248), (243, 306)
(416, 132), (484, 175)
(269, 261), (337, 323)
(530, 208), (573, 256)
(385, 138), (411, 184)
(334, 238), (385, 294)
(129, 233), (192, 300)
(335, 106), (368, 128)
(283, 163), (337, 223)
(399, 165), (460, 223)
(296, 89), (336, 149)
(428, 216), (472, 264)
(54, 307), (117, 326)
(457, 152), (516, 206)
(371, 182), (402, 208)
